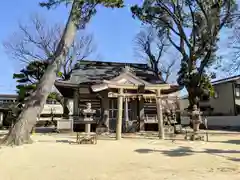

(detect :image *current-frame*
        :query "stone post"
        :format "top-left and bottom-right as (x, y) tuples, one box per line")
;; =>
(116, 88), (123, 140)
(85, 124), (91, 134)
(156, 89), (164, 140)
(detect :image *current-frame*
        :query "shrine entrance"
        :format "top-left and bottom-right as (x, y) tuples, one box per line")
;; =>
(91, 67), (180, 140)
(109, 98), (132, 132)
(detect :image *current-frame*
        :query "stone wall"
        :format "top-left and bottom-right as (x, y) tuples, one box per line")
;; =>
(181, 116), (240, 129)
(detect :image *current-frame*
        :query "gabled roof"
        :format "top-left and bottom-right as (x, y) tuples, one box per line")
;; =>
(91, 67), (154, 92)
(107, 67), (151, 85)
(212, 75), (240, 85)
(55, 60), (182, 96)
(55, 60), (165, 87)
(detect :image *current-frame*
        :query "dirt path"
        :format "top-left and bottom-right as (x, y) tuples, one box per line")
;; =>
(0, 134), (239, 180)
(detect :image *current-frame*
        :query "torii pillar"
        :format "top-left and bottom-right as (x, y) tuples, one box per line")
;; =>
(116, 88), (124, 140)
(156, 89), (164, 140)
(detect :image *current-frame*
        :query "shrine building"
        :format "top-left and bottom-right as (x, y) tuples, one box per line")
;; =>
(55, 60), (181, 139)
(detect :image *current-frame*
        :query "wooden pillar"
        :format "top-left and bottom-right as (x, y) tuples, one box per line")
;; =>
(73, 88), (79, 116)
(72, 88), (79, 131)
(156, 89), (164, 139)
(131, 99), (138, 121)
(124, 98), (129, 121)
(124, 97), (129, 132)
(63, 98), (70, 117)
(116, 88), (123, 140)
(138, 98), (145, 131)
(0, 112), (3, 127)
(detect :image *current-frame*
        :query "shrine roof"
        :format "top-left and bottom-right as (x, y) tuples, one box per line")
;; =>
(55, 60), (164, 87)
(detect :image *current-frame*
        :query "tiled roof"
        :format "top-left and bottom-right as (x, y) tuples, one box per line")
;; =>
(211, 75), (240, 85)
(55, 60), (164, 86)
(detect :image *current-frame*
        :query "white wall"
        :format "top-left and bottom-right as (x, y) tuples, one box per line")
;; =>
(40, 99), (74, 115)
(57, 119), (72, 130)
(179, 98), (189, 111)
(181, 116), (240, 127)
(41, 104), (63, 114)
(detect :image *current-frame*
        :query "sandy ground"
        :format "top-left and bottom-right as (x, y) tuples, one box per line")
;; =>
(0, 133), (239, 180)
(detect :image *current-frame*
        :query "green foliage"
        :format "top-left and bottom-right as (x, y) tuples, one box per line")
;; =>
(57, 71), (63, 77)
(13, 59), (68, 103)
(131, 0), (238, 107)
(13, 60), (48, 102)
(40, 0), (124, 8)
(40, 0), (124, 29)
(48, 91), (58, 100)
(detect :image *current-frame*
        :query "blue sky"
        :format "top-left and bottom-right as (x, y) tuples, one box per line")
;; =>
(0, 0), (142, 94)
(0, 0), (236, 95)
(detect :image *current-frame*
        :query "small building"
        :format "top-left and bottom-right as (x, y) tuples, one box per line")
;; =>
(0, 94), (18, 104)
(0, 94), (18, 126)
(0, 94), (63, 127)
(179, 75), (240, 116)
(55, 60), (181, 133)
(211, 75), (240, 115)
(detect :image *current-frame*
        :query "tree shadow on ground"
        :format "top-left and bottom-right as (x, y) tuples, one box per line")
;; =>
(35, 127), (56, 133)
(227, 157), (240, 162)
(56, 139), (76, 144)
(134, 147), (240, 162)
(36, 139), (76, 144)
(210, 139), (240, 145)
(135, 146), (194, 157)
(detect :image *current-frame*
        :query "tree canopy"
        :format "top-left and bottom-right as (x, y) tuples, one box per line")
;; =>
(13, 61), (49, 102)
(131, 0), (238, 108)
(4, 15), (96, 106)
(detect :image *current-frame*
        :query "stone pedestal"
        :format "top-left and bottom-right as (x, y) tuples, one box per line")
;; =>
(190, 105), (202, 141)
(85, 123), (91, 134)
(191, 120), (201, 140)
(80, 102), (97, 134)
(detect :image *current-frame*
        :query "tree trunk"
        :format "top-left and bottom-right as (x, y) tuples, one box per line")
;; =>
(187, 87), (199, 110)
(63, 98), (70, 118)
(53, 94), (70, 118)
(1, 0), (79, 146)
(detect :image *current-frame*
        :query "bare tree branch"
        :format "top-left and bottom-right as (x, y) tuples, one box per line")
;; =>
(3, 14), (96, 80)
(225, 22), (240, 74)
(134, 26), (178, 82)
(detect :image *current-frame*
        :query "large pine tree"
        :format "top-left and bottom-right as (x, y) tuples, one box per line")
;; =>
(2, 0), (124, 146)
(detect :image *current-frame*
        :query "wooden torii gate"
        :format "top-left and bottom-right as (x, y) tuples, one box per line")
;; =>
(115, 86), (169, 140)
(91, 67), (178, 140)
